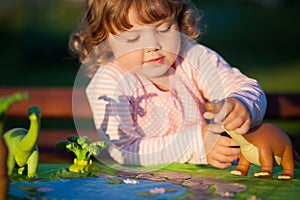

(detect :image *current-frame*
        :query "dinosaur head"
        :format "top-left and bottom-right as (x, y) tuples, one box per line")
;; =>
(28, 105), (41, 121)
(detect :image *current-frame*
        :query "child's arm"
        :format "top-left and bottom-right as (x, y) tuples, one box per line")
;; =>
(184, 44), (266, 168)
(192, 45), (266, 132)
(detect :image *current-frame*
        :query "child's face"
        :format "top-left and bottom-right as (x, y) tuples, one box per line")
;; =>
(108, 9), (181, 80)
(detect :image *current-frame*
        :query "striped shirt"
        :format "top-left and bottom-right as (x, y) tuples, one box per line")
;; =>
(86, 43), (266, 166)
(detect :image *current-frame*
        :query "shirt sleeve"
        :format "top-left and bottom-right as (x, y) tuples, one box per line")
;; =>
(189, 45), (267, 127)
(86, 65), (207, 166)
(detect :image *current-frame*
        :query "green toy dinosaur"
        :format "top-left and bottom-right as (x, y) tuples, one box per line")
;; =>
(0, 92), (29, 197)
(0, 92), (29, 134)
(3, 105), (41, 178)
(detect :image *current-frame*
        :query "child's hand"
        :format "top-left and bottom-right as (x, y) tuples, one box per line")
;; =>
(202, 125), (240, 168)
(204, 97), (251, 135)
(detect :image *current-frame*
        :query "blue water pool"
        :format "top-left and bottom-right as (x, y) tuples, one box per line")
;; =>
(9, 177), (187, 200)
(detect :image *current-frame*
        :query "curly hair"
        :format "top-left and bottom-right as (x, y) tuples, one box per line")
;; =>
(69, 0), (201, 75)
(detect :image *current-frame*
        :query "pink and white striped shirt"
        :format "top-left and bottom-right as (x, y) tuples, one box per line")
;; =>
(86, 43), (266, 166)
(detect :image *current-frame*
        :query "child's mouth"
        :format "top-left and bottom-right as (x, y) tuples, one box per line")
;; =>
(146, 57), (164, 65)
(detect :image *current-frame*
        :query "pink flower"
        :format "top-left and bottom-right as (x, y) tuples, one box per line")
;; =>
(221, 191), (234, 198)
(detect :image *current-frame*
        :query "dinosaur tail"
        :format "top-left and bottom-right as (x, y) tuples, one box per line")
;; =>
(293, 149), (300, 168)
(0, 92), (30, 134)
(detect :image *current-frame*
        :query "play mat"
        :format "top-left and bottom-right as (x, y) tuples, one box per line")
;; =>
(7, 163), (300, 200)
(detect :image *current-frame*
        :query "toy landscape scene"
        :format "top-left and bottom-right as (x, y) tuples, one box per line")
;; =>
(1, 0), (300, 199)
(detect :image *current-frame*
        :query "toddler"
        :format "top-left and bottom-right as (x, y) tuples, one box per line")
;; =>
(69, 0), (266, 168)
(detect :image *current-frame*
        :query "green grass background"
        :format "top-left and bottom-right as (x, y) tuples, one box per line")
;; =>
(1, 0), (299, 92)
(1, 1), (299, 137)
(2, 0), (299, 136)
(1, 0), (300, 149)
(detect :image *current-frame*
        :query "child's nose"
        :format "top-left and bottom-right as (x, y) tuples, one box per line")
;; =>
(143, 31), (162, 51)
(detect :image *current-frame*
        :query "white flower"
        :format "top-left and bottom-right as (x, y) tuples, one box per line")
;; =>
(123, 178), (139, 184)
(149, 187), (166, 194)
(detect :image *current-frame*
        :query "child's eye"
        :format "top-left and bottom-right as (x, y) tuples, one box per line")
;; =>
(157, 26), (171, 33)
(126, 36), (140, 43)
(116, 31), (140, 43)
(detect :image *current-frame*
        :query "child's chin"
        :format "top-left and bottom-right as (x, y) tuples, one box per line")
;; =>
(140, 64), (172, 78)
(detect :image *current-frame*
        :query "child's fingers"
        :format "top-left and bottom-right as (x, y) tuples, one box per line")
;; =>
(223, 110), (246, 130)
(206, 124), (224, 133)
(224, 117), (243, 131)
(211, 137), (240, 156)
(232, 120), (251, 135)
(213, 104), (228, 124)
(214, 143), (240, 157)
(221, 98), (251, 133)
(224, 113), (250, 134)
(209, 159), (232, 169)
(216, 152), (239, 163)
(203, 111), (215, 120)
(207, 151), (238, 168)
(218, 136), (239, 147)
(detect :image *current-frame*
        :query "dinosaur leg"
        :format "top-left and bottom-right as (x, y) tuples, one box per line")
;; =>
(26, 148), (39, 178)
(18, 167), (25, 175)
(6, 153), (16, 176)
(278, 147), (294, 180)
(231, 153), (251, 176)
(254, 147), (273, 178)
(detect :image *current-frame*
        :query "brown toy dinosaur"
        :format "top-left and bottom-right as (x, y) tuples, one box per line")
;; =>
(205, 101), (300, 180)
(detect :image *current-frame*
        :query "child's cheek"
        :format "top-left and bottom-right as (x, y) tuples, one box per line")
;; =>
(159, 31), (181, 55)
(115, 50), (144, 71)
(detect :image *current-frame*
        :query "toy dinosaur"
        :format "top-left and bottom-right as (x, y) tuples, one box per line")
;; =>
(205, 101), (300, 180)
(0, 136), (8, 199)
(3, 105), (41, 178)
(0, 92), (29, 198)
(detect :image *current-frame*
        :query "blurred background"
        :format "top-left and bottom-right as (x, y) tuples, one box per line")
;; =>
(0, 0), (299, 135)
(1, 0), (299, 91)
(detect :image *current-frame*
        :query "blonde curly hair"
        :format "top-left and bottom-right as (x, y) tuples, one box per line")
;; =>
(69, 0), (201, 76)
